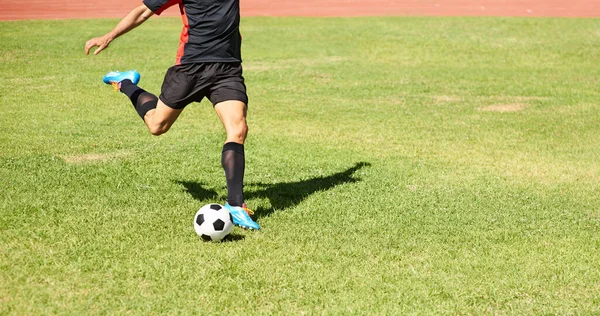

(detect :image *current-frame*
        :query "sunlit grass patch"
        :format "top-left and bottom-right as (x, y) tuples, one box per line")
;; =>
(1, 16), (600, 314)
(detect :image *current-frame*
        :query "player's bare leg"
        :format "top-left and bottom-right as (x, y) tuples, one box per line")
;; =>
(215, 100), (259, 230)
(104, 71), (181, 136)
(142, 100), (183, 136)
(215, 100), (248, 144)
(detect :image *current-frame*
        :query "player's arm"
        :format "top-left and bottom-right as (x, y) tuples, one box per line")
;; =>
(85, 4), (154, 55)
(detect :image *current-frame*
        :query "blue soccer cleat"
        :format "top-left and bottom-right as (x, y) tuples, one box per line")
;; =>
(225, 203), (260, 230)
(102, 70), (140, 90)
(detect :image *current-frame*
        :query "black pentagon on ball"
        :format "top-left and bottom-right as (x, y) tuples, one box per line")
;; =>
(213, 219), (225, 231)
(196, 214), (205, 226)
(210, 204), (222, 210)
(201, 234), (212, 242)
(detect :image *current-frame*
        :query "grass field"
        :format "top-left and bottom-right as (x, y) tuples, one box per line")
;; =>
(1, 16), (600, 314)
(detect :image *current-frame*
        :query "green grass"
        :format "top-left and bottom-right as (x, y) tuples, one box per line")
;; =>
(1, 16), (600, 314)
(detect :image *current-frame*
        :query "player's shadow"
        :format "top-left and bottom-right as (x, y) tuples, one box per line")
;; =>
(176, 181), (219, 201)
(247, 162), (371, 218)
(176, 162), (371, 218)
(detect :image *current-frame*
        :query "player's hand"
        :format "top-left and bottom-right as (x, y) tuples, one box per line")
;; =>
(84, 35), (112, 55)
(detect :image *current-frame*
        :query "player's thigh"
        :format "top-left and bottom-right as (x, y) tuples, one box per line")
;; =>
(209, 64), (249, 133)
(148, 99), (184, 126)
(214, 100), (247, 128)
(214, 100), (248, 143)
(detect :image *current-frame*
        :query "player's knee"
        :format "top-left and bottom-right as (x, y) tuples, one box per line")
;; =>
(150, 129), (164, 136)
(227, 124), (248, 143)
(148, 122), (171, 136)
(239, 124), (248, 139)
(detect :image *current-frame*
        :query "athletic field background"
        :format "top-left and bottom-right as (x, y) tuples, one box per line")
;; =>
(2, 0), (600, 19)
(1, 2), (600, 314)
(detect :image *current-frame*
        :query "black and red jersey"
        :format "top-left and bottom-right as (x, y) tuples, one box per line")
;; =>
(142, 0), (242, 65)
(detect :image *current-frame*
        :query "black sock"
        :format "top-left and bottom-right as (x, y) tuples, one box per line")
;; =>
(221, 142), (245, 207)
(119, 79), (158, 120)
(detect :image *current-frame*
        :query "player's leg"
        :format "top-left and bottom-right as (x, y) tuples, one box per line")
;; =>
(141, 101), (183, 136)
(104, 66), (199, 135)
(214, 100), (259, 230)
(208, 62), (258, 229)
(215, 100), (248, 205)
(215, 100), (248, 144)
(119, 79), (183, 135)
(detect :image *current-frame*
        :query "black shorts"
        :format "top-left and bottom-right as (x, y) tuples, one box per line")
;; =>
(159, 62), (248, 109)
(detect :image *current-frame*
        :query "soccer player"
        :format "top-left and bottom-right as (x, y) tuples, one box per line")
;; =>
(84, 0), (260, 230)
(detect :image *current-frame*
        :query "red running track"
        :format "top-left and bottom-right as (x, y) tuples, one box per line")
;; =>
(1, 0), (599, 20)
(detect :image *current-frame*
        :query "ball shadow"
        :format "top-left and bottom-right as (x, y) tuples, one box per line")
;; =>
(221, 233), (245, 242)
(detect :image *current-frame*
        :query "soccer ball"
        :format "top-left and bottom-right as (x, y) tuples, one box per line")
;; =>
(193, 203), (234, 242)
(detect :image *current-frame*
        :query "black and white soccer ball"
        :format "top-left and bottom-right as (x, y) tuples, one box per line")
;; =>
(193, 204), (234, 242)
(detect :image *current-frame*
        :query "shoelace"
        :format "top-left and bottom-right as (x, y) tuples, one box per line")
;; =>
(241, 203), (254, 215)
(110, 82), (120, 91)
(242, 207), (254, 216)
